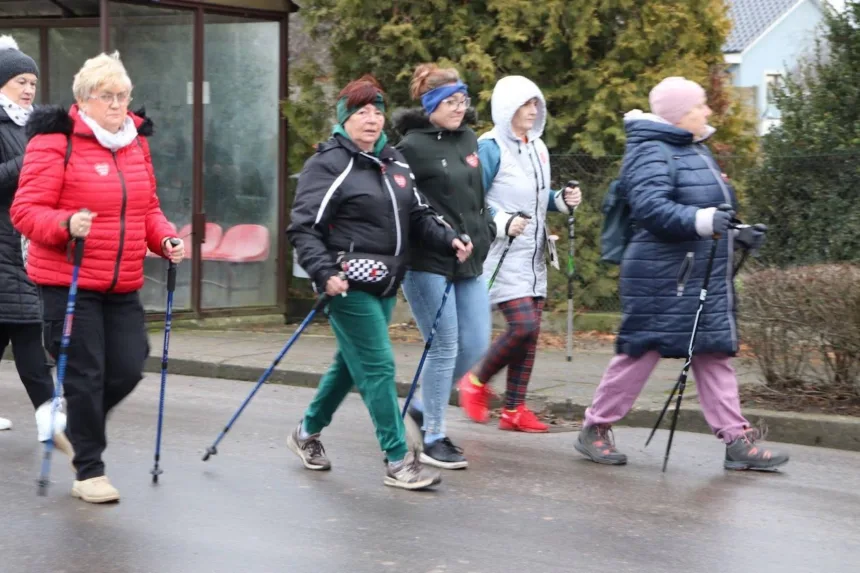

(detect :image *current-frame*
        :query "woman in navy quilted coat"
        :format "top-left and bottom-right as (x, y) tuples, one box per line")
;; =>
(575, 77), (789, 471)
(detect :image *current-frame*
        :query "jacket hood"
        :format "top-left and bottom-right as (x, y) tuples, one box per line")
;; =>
(489, 75), (546, 142)
(25, 104), (154, 140)
(392, 107), (478, 136)
(623, 109), (715, 146)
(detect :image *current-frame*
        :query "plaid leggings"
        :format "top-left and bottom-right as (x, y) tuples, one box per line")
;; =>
(476, 297), (544, 409)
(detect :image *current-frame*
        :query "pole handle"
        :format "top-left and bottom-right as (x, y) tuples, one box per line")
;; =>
(565, 180), (580, 215)
(165, 238), (182, 291)
(713, 203), (734, 239)
(320, 270), (349, 304)
(72, 239), (85, 267)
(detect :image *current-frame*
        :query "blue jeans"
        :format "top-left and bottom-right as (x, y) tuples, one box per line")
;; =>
(401, 271), (491, 436)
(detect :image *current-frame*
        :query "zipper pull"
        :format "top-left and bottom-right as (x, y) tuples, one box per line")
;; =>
(676, 252), (694, 296)
(437, 132), (441, 140)
(441, 159), (447, 168)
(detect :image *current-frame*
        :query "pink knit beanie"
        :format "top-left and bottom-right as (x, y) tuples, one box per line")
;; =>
(649, 77), (706, 125)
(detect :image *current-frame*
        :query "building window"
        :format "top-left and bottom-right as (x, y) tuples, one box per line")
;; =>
(765, 73), (784, 105)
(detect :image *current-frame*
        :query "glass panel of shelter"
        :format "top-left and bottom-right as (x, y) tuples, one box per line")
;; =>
(201, 13), (280, 309)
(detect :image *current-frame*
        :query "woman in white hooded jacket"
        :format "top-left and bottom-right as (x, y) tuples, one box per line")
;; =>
(457, 75), (581, 432)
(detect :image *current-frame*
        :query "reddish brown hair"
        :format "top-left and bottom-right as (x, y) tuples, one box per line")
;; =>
(338, 74), (386, 109)
(409, 63), (460, 100)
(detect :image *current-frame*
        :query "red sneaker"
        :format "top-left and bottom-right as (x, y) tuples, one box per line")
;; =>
(499, 404), (549, 433)
(457, 373), (492, 423)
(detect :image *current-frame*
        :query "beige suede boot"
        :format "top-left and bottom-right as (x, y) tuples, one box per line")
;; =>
(71, 476), (120, 503)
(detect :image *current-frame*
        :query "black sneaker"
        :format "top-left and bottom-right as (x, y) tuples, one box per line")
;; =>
(420, 437), (468, 470)
(574, 424), (627, 465)
(724, 427), (789, 471)
(384, 451), (442, 491)
(287, 421), (331, 471)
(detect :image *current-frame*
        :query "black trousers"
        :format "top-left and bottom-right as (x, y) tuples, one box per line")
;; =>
(41, 287), (150, 481)
(0, 322), (55, 409)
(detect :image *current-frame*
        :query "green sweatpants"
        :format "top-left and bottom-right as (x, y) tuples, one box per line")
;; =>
(303, 290), (407, 462)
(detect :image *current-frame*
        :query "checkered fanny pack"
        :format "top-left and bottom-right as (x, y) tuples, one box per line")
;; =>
(336, 251), (405, 297)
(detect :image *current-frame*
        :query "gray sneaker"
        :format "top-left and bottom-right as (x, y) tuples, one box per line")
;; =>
(724, 428), (789, 471)
(574, 424), (628, 465)
(287, 421), (331, 471)
(384, 451), (442, 490)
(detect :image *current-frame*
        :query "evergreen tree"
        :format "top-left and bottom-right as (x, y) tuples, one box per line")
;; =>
(293, 0), (754, 155)
(747, 1), (860, 266)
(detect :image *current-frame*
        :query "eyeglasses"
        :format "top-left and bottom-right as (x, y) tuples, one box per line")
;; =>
(90, 92), (133, 105)
(441, 96), (471, 111)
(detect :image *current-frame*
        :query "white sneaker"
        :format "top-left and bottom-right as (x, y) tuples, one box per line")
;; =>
(0, 417), (11, 431)
(35, 399), (67, 442)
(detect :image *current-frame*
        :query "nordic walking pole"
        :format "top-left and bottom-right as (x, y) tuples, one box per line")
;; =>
(38, 236), (85, 496)
(151, 238), (181, 484)
(487, 212), (531, 290)
(565, 180), (579, 362)
(202, 280), (341, 462)
(402, 234), (471, 417)
(645, 203), (734, 472)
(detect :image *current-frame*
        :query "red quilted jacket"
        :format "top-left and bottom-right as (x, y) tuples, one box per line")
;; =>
(10, 105), (174, 293)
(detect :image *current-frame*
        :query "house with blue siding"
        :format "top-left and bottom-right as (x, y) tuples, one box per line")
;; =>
(723, 0), (830, 134)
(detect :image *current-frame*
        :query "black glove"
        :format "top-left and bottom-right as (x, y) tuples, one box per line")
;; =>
(712, 209), (734, 236)
(735, 224), (766, 253)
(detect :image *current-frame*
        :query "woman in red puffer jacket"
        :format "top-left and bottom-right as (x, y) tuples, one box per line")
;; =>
(10, 51), (184, 504)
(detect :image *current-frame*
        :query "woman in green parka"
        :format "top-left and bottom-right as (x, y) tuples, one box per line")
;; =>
(393, 63), (496, 470)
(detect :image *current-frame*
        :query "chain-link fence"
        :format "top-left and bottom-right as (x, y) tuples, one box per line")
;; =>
(288, 150), (860, 320)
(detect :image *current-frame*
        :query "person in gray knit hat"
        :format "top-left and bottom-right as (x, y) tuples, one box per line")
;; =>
(0, 34), (73, 465)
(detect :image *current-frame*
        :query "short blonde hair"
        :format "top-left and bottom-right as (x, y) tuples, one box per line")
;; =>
(73, 51), (132, 103)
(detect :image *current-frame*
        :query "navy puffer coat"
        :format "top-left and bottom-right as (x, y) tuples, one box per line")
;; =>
(616, 111), (739, 359)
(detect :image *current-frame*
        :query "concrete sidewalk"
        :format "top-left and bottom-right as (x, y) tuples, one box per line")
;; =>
(149, 326), (763, 410)
(136, 325), (860, 452)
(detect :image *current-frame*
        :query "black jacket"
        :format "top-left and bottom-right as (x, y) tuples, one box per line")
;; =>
(393, 108), (495, 279)
(288, 133), (457, 297)
(0, 107), (41, 323)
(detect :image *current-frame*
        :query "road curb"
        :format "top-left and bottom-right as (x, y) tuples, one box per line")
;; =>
(144, 357), (860, 453)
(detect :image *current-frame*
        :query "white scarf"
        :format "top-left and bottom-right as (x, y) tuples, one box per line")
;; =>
(79, 109), (138, 151)
(0, 93), (32, 127)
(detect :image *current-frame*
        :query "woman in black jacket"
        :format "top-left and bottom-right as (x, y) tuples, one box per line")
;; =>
(0, 35), (72, 459)
(287, 75), (472, 491)
(392, 63), (495, 469)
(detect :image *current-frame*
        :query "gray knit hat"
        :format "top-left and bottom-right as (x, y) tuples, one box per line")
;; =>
(0, 35), (38, 88)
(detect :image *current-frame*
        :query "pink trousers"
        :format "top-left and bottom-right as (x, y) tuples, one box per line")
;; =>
(584, 351), (749, 443)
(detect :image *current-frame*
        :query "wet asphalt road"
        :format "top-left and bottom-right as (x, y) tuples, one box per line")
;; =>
(1, 368), (859, 573)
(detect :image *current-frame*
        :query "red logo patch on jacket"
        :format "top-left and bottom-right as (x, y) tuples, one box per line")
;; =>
(465, 153), (479, 168)
(540, 151), (548, 164)
(393, 174), (407, 188)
